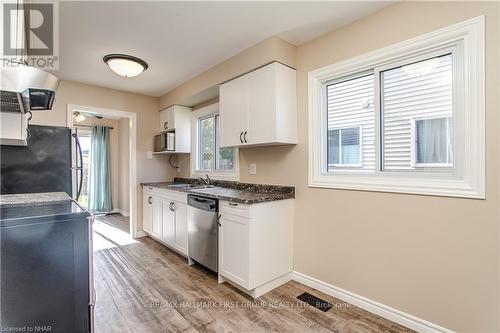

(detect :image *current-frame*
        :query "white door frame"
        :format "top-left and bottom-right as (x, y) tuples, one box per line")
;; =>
(67, 104), (140, 238)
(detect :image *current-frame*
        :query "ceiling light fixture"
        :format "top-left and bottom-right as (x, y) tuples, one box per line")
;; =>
(74, 112), (86, 122)
(103, 54), (148, 78)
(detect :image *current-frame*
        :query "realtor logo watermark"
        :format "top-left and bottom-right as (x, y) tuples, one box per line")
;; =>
(1, 0), (59, 69)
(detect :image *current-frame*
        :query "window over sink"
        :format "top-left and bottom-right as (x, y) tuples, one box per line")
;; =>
(191, 103), (239, 180)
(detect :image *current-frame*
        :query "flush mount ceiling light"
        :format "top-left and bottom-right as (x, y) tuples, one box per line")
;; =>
(73, 112), (86, 122)
(103, 54), (148, 78)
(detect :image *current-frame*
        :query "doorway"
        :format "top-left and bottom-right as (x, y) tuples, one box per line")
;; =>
(67, 104), (138, 238)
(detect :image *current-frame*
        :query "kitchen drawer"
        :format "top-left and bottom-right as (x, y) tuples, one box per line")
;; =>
(220, 200), (251, 218)
(145, 187), (188, 204)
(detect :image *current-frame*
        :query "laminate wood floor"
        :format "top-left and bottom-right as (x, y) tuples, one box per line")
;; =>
(95, 213), (130, 233)
(93, 217), (415, 333)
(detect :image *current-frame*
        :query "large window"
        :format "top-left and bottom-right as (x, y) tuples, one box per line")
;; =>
(309, 17), (484, 198)
(191, 103), (238, 180)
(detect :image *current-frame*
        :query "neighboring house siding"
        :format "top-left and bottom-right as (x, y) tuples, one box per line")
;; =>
(327, 54), (453, 171)
(327, 74), (375, 171)
(382, 54), (453, 170)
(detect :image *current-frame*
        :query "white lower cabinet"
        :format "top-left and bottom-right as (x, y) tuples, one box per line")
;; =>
(151, 195), (163, 239)
(173, 202), (188, 254)
(218, 199), (294, 297)
(142, 191), (153, 234)
(219, 214), (250, 288)
(142, 187), (188, 256)
(162, 198), (176, 245)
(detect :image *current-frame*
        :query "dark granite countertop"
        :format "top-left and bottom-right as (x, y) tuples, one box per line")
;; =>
(141, 178), (295, 204)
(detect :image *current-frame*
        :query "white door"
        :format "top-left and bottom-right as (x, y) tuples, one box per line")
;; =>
(151, 194), (163, 238)
(174, 201), (188, 255)
(219, 76), (248, 147)
(247, 64), (276, 145)
(162, 198), (176, 245)
(142, 192), (153, 234)
(219, 214), (250, 288)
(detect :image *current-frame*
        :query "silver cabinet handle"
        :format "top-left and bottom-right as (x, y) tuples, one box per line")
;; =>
(239, 131), (243, 143)
(228, 202), (238, 206)
(164, 122), (168, 129)
(148, 196), (152, 204)
(244, 131), (248, 143)
(169, 202), (175, 211)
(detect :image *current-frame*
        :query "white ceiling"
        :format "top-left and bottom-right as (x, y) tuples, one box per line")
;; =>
(53, 1), (393, 97)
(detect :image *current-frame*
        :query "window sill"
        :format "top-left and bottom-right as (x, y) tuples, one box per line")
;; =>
(309, 173), (484, 199)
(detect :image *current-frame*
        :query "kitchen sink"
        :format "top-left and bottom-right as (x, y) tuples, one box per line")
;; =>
(167, 183), (215, 190)
(189, 185), (216, 189)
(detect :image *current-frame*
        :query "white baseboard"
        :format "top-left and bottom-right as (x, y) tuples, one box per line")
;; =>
(292, 271), (454, 333)
(115, 209), (130, 217)
(134, 230), (147, 238)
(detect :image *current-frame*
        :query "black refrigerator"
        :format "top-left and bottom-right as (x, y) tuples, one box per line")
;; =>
(0, 125), (73, 195)
(0, 124), (93, 333)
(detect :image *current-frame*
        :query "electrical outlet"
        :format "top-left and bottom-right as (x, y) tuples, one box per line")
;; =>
(250, 163), (257, 175)
(147, 151), (153, 160)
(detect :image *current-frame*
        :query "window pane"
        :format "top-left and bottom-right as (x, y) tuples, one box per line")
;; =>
(327, 129), (340, 165)
(416, 118), (451, 164)
(199, 116), (214, 170)
(382, 54), (453, 170)
(215, 115), (234, 170)
(326, 74), (375, 171)
(341, 127), (360, 165)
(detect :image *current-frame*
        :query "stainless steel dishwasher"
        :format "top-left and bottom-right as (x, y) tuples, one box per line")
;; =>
(187, 195), (218, 272)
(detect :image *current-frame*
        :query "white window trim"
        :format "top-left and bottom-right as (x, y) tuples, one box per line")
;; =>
(410, 116), (453, 168)
(328, 125), (363, 168)
(308, 16), (484, 199)
(190, 103), (239, 181)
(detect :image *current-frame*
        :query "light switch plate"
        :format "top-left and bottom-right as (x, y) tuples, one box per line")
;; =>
(147, 151), (153, 159)
(250, 163), (257, 175)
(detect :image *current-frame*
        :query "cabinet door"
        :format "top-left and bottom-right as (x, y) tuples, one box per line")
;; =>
(247, 64), (276, 144)
(160, 109), (168, 132)
(219, 76), (248, 147)
(162, 198), (176, 245)
(173, 201), (188, 255)
(167, 107), (175, 129)
(142, 192), (153, 234)
(160, 107), (175, 131)
(151, 195), (163, 238)
(219, 214), (250, 288)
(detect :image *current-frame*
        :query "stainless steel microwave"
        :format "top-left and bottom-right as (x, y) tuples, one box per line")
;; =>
(154, 132), (175, 152)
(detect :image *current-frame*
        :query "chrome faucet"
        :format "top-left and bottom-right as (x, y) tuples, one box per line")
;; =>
(198, 174), (211, 185)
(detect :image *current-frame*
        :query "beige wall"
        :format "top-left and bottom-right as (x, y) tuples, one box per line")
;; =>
(164, 2), (500, 331)
(74, 117), (120, 211)
(31, 80), (177, 230)
(118, 117), (130, 215)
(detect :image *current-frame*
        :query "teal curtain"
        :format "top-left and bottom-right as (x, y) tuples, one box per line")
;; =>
(88, 126), (112, 213)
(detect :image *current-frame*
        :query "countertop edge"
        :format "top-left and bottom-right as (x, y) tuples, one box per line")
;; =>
(141, 182), (295, 204)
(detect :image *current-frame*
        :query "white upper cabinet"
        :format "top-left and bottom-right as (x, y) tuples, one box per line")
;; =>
(219, 75), (248, 147)
(158, 105), (192, 153)
(219, 62), (297, 148)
